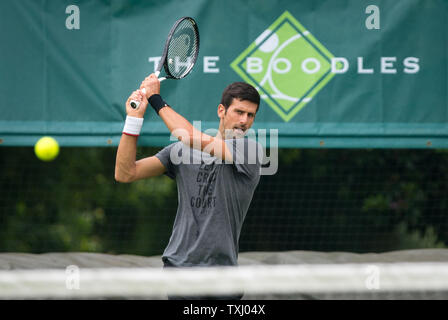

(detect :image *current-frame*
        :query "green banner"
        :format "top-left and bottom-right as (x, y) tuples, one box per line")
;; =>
(0, 0), (446, 148)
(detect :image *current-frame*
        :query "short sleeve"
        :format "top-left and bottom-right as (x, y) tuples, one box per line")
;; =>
(154, 143), (178, 179)
(225, 137), (263, 180)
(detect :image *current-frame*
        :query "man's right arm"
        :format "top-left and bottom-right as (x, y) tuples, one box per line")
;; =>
(115, 89), (166, 183)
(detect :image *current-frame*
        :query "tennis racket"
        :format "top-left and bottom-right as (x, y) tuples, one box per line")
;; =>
(130, 17), (200, 109)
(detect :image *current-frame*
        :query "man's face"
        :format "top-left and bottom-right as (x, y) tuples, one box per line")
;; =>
(218, 98), (258, 139)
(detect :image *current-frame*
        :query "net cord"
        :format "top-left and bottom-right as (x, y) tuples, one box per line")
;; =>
(1, 262), (448, 298)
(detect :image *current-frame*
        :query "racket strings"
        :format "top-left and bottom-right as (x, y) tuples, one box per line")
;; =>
(166, 19), (199, 78)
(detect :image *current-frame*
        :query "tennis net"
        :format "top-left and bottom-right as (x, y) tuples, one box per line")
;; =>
(1, 262), (448, 299)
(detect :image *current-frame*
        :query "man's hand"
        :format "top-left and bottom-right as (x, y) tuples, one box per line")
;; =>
(140, 73), (161, 99)
(126, 90), (148, 118)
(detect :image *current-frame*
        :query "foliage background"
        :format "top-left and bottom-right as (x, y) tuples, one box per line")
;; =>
(0, 147), (446, 256)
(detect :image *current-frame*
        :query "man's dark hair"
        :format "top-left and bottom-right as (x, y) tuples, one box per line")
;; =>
(220, 82), (260, 112)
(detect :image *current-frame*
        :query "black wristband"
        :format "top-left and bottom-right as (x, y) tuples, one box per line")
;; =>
(148, 94), (168, 115)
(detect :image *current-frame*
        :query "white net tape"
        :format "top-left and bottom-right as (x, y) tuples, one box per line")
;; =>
(1, 263), (448, 299)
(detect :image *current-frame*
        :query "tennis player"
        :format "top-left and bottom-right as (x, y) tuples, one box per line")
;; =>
(115, 74), (262, 299)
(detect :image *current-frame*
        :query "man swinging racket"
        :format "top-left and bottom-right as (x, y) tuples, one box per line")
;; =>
(115, 74), (263, 299)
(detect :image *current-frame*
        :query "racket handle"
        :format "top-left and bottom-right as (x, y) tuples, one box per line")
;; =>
(130, 88), (147, 109)
(129, 74), (164, 109)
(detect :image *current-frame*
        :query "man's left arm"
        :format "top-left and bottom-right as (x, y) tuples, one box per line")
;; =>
(140, 74), (233, 162)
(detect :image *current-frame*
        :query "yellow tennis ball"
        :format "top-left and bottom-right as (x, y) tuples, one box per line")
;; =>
(34, 136), (60, 162)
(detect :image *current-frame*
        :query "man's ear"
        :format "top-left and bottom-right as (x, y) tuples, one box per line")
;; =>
(217, 104), (226, 118)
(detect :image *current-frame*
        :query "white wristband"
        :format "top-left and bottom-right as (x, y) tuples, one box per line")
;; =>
(123, 116), (144, 136)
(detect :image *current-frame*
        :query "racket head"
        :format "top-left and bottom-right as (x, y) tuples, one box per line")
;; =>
(157, 17), (200, 79)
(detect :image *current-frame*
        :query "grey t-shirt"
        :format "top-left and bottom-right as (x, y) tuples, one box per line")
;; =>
(155, 137), (262, 267)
